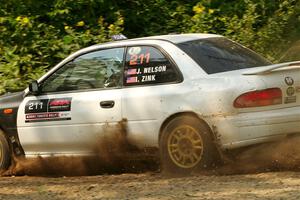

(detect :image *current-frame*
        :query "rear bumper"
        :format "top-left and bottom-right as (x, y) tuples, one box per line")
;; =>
(208, 107), (300, 149)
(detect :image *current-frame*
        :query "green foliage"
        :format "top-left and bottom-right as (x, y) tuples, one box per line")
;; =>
(0, 0), (300, 94)
(0, 0), (124, 94)
(178, 0), (299, 61)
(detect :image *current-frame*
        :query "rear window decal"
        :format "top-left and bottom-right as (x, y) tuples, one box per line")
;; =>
(124, 46), (179, 86)
(128, 47), (141, 55)
(127, 68), (140, 75)
(126, 76), (138, 84)
(141, 75), (156, 82)
(143, 65), (167, 73)
(129, 52), (150, 66)
(25, 98), (72, 123)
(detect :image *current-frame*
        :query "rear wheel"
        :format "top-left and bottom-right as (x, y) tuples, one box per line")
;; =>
(0, 130), (11, 170)
(160, 116), (218, 174)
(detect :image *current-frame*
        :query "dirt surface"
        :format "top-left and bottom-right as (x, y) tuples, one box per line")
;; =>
(2, 122), (300, 199)
(1, 171), (300, 200)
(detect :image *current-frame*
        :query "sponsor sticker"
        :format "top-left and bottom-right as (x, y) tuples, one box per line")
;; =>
(284, 77), (297, 104)
(285, 77), (294, 86)
(284, 96), (297, 104)
(48, 98), (71, 112)
(286, 87), (295, 96)
(128, 47), (141, 55)
(25, 98), (72, 123)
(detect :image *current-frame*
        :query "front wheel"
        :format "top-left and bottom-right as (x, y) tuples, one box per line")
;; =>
(0, 130), (11, 170)
(160, 116), (218, 174)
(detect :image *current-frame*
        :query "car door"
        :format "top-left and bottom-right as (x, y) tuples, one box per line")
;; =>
(17, 47), (125, 156)
(121, 45), (183, 148)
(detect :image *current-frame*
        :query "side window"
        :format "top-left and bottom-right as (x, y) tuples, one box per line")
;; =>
(41, 48), (124, 93)
(124, 46), (179, 86)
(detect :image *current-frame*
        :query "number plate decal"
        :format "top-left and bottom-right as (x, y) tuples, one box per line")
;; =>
(25, 98), (72, 123)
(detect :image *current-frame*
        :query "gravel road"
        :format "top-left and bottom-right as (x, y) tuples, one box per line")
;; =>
(1, 171), (300, 200)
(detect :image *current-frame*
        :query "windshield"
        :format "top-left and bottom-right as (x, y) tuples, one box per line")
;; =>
(177, 37), (272, 74)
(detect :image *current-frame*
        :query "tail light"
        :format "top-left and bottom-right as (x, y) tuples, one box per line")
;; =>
(234, 88), (282, 108)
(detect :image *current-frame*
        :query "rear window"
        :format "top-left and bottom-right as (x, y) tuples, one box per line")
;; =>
(177, 37), (271, 74)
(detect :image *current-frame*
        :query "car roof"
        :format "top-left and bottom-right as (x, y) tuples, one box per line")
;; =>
(68, 33), (222, 61)
(124, 33), (221, 44)
(94, 33), (222, 47)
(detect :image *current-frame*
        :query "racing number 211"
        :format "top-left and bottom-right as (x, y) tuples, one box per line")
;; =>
(28, 102), (43, 110)
(129, 53), (150, 66)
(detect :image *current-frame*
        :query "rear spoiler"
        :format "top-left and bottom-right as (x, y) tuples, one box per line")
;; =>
(243, 61), (300, 75)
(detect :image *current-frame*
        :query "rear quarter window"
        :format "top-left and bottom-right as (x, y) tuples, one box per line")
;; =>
(124, 46), (180, 86)
(177, 37), (271, 74)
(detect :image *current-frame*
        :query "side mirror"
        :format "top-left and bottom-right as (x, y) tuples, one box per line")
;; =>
(28, 80), (40, 95)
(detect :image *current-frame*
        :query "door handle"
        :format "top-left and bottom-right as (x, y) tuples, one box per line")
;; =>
(100, 101), (115, 108)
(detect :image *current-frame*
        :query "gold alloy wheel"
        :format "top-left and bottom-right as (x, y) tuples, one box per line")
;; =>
(167, 125), (204, 168)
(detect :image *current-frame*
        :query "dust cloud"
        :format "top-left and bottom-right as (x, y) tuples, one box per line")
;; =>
(2, 120), (300, 176)
(213, 135), (300, 175)
(1, 120), (158, 176)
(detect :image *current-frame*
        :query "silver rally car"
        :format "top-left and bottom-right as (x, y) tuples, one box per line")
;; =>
(0, 33), (300, 173)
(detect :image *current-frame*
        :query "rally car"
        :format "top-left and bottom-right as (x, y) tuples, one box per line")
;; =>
(0, 33), (300, 173)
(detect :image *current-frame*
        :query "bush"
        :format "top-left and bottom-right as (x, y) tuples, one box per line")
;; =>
(0, 0), (124, 94)
(1, 0), (300, 94)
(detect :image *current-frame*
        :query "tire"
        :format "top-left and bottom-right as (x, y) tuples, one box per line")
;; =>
(0, 130), (11, 170)
(160, 115), (218, 174)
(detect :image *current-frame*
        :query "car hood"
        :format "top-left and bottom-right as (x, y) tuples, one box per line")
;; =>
(0, 91), (25, 109)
